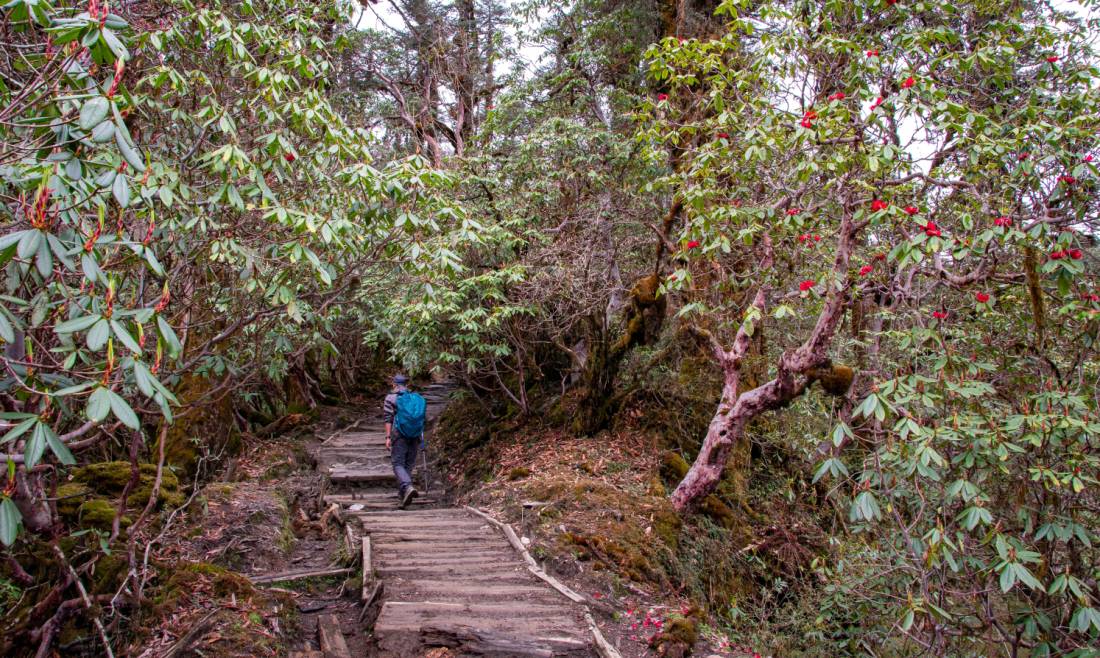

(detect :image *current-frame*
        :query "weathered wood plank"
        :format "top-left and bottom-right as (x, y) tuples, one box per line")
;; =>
(361, 535), (372, 602)
(317, 613), (352, 658)
(249, 567), (353, 585)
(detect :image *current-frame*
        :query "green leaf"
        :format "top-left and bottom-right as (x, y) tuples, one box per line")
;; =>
(110, 319), (141, 354)
(87, 387), (111, 422)
(101, 27), (129, 61)
(112, 173), (130, 208)
(87, 318), (110, 351)
(90, 120), (115, 143)
(23, 422), (47, 468)
(79, 96), (110, 131)
(107, 389), (140, 429)
(1, 417), (36, 445)
(157, 316), (181, 357)
(115, 128), (145, 172)
(55, 313), (101, 334)
(0, 497), (22, 547)
(0, 309), (13, 343)
(44, 425), (75, 465)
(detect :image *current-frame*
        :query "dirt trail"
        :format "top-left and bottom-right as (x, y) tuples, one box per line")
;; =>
(290, 384), (599, 657)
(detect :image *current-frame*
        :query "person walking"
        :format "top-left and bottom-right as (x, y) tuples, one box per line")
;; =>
(383, 374), (427, 509)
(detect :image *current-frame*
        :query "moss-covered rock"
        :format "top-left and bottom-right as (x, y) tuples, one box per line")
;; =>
(506, 466), (531, 481)
(54, 482), (90, 520)
(77, 500), (131, 530)
(649, 609), (701, 657)
(72, 461), (184, 510)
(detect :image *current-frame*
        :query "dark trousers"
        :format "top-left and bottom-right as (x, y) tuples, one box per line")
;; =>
(390, 434), (419, 495)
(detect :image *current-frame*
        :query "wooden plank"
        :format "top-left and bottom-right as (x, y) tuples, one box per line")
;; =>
(585, 609), (622, 658)
(528, 565), (586, 603)
(502, 523), (539, 568)
(361, 536), (372, 602)
(420, 625), (590, 657)
(250, 567), (352, 585)
(317, 613), (352, 658)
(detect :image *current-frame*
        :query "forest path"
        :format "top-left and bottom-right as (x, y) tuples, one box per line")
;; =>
(306, 384), (597, 657)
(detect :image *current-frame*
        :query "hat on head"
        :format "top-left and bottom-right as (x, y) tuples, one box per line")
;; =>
(393, 374), (409, 385)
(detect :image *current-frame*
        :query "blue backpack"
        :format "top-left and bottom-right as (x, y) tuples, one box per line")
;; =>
(394, 391), (426, 439)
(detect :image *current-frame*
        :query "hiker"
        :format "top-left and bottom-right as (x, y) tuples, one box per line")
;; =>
(383, 374), (427, 509)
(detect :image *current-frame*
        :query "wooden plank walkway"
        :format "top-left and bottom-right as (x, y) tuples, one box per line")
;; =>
(317, 384), (595, 657)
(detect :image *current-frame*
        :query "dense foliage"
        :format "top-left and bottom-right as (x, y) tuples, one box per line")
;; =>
(2, 0), (1098, 655)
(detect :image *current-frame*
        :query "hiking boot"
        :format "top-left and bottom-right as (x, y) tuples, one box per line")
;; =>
(399, 487), (418, 509)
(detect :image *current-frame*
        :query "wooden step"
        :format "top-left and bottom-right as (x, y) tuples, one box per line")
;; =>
(374, 601), (581, 633)
(317, 613), (351, 658)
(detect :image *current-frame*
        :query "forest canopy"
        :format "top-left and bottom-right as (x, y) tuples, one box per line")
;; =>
(2, 0), (1099, 656)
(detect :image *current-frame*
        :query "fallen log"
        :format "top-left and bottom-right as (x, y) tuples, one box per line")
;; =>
(249, 567), (353, 585)
(421, 624), (590, 657)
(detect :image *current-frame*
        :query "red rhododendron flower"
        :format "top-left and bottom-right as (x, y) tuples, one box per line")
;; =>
(813, 234), (822, 242)
(718, 131), (729, 139)
(799, 279), (815, 291)
(923, 221), (941, 237)
(859, 265), (874, 276)
(976, 292), (990, 303)
(1018, 152), (1029, 160)
(686, 240), (701, 249)
(866, 49), (879, 57)
(1070, 249), (1083, 259)
(657, 93), (669, 102)
(787, 208), (801, 216)
(798, 234), (809, 243)
(828, 92), (846, 101)
(1046, 55), (1059, 63)
(994, 216), (1012, 227)
(901, 76), (915, 89)
(933, 310), (948, 319)
(800, 110), (817, 128)
(284, 153), (295, 162)
(904, 205), (919, 215)
(1085, 154), (1094, 162)
(871, 199), (889, 211)
(1050, 250), (1065, 260)
(1059, 175), (1076, 184)
(870, 96), (885, 110)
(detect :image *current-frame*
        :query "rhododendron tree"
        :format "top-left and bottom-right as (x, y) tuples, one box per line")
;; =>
(640, 0), (1099, 652)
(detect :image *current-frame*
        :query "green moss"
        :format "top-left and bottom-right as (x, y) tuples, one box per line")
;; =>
(77, 500), (130, 530)
(54, 483), (90, 520)
(72, 461), (184, 510)
(649, 611), (700, 657)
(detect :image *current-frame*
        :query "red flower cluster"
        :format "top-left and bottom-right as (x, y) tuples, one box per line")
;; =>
(976, 292), (990, 303)
(1018, 152), (1029, 160)
(859, 265), (874, 276)
(994, 216), (1012, 227)
(1059, 175), (1076, 184)
(1070, 248), (1083, 260)
(718, 131), (729, 139)
(284, 153), (295, 163)
(923, 221), (941, 237)
(866, 49), (879, 57)
(799, 279), (815, 291)
(787, 208), (801, 216)
(797, 234), (822, 244)
(904, 205), (919, 215)
(870, 96), (885, 110)
(933, 310), (948, 320)
(800, 110), (818, 128)
(1083, 293), (1100, 303)
(657, 93), (669, 102)
(1046, 55), (1059, 63)
(1085, 154), (1094, 162)
(1050, 250), (1066, 260)
(871, 199), (889, 211)
(900, 76), (916, 89)
(828, 92), (846, 101)
(686, 240), (701, 249)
